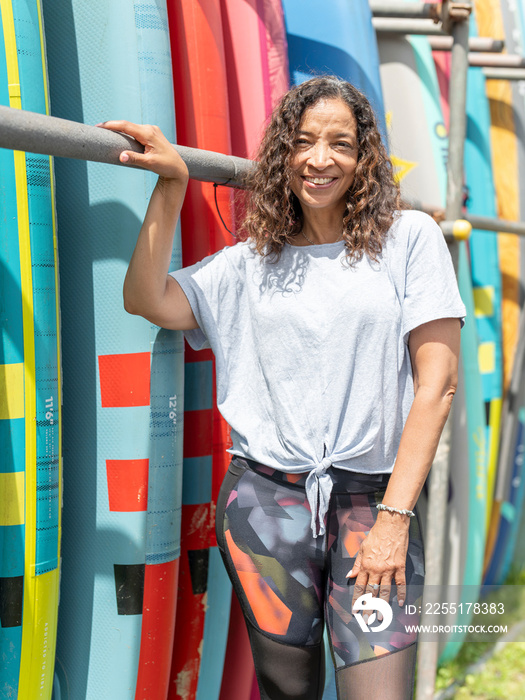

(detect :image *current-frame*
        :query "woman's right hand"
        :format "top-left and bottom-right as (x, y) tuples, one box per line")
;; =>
(97, 121), (189, 183)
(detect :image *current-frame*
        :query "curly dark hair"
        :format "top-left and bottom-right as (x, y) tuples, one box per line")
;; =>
(239, 76), (401, 263)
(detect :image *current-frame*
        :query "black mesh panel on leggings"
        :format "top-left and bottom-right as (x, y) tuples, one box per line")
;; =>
(246, 622), (325, 700)
(335, 643), (417, 700)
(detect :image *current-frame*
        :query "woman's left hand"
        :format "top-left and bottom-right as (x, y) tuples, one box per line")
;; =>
(346, 511), (410, 612)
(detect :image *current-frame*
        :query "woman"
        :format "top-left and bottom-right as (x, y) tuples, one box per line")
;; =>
(100, 77), (465, 700)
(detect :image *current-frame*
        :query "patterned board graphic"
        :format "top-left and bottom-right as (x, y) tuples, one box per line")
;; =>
(0, 1), (61, 697)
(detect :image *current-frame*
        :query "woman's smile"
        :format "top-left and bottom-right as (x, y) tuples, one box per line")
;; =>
(302, 175), (338, 187)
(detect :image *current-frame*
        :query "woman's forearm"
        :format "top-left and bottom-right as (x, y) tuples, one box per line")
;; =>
(123, 176), (187, 316)
(381, 317), (461, 515)
(381, 385), (455, 514)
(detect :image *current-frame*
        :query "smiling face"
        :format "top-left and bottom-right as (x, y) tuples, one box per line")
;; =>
(290, 98), (358, 219)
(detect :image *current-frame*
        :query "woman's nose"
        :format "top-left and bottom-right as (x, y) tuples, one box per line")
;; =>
(307, 142), (332, 168)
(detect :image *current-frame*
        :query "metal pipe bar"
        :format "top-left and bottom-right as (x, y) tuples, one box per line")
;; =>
(374, 20), (505, 54)
(429, 35), (504, 52)
(372, 17), (445, 35)
(483, 67), (525, 80)
(403, 200), (525, 236)
(0, 104), (254, 188)
(369, 1), (441, 20)
(469, 52), (525, 68)
(445, 23), (470, 224)
(468, 214), (525, 235)
(416, 4), (471, 699)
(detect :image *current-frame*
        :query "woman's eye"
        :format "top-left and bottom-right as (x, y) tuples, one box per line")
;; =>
(295, 139), (309, 146)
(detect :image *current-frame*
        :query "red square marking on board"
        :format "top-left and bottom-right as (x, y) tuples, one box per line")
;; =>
(183, 409), (213, 458)
(106, 458), (149, 512)
(98, 352), (150, 407)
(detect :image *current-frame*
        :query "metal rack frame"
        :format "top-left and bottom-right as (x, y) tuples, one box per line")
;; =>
(0, 4), (522, 696)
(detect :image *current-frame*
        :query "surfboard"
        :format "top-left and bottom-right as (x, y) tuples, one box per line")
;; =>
(377, 30), (487, 662)
(485, 306), (525, 586)
(282, 0), (387, 141)
(475, 0), (521, 580)
(217, 4), (289, 699)
(221, 0), (289, 160)
(482, 0), (525, 587)
(0, 1), (61, 697)
(378, 35), (447, 205)
(166, 2), (234, 699)
(42, 1), (183, 698)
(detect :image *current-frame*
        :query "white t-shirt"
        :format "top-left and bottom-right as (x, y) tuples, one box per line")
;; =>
(170, 209), (466, 535)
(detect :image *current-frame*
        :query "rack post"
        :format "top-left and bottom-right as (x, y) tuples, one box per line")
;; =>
(415, 3), (472, 699)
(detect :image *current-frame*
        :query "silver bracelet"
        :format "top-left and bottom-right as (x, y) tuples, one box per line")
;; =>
(376, 503), (415, 517)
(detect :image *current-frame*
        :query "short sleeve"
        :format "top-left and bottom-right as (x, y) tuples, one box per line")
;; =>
(401, 213), (466, 342)
(169, 246), (238, 351)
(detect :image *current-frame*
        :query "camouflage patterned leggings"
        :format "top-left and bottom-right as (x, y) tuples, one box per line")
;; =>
(216, 457), (425, 700)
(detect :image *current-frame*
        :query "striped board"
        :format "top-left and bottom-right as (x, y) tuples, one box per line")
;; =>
(282, 0), (387, 141)
(475, 0), (521, 579)
(0, 1), (61, 697)
(42, 1), (184, 698)
(485, 307), (525, 586)
(166, 2), (235, 699)
(377, 31), (487, 661)
(483, 0), (525, 586)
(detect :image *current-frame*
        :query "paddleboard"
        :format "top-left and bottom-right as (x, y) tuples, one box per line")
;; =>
(217, 4), (290, 699)
(378, 34), (447, 205)
(475, 0), (521, 579)
(482, 0), (525, 587)
(462, 21), (502, 555)
(282, 0), (387, 141)
(42, 1), (183, 697)
(0, 1), (61, 697)
(485, 307), (525, 585)
(166, 2), (234, 698)
(221, 0), (289, 160)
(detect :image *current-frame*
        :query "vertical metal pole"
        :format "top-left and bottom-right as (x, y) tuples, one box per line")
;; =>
(415, 4), (471, 699)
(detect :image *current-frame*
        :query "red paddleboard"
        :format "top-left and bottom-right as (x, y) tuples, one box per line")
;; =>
(166, 2), (234, 698)
(218, 3), (289, 699)
(221, 0), (289, 159)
